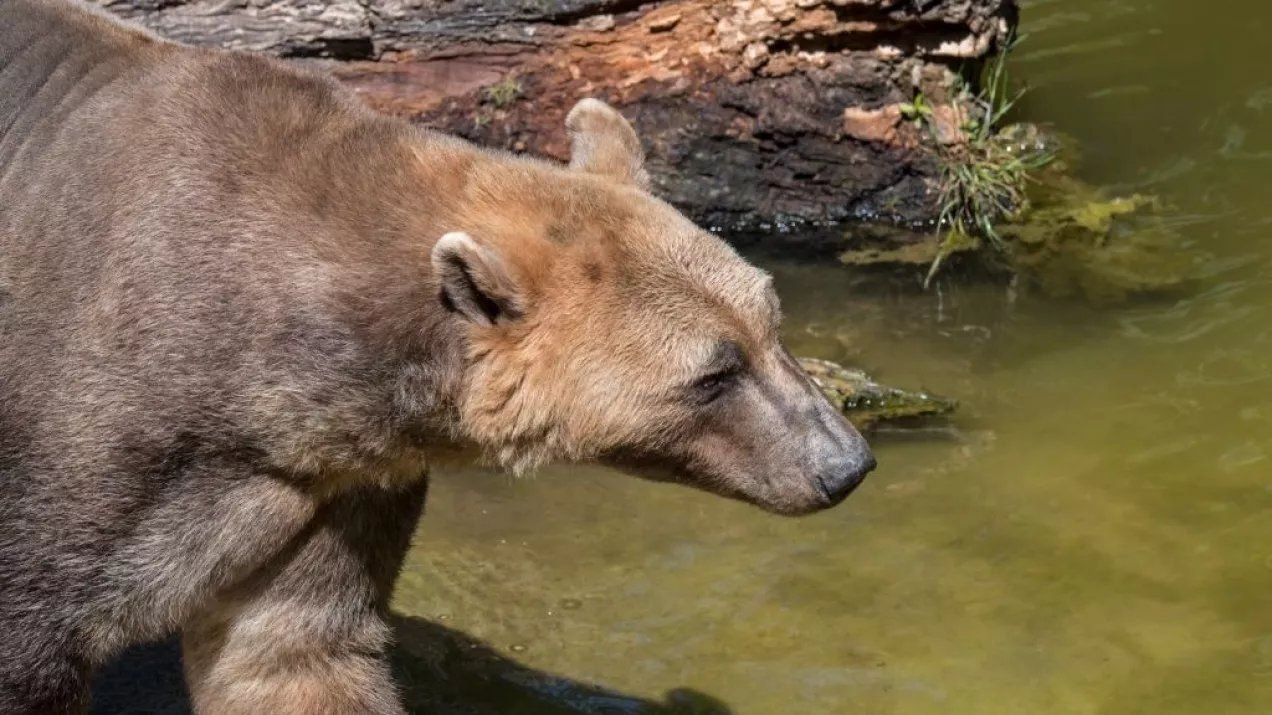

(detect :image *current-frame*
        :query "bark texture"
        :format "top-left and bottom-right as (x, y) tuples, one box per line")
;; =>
(96, 0), (1017, 232)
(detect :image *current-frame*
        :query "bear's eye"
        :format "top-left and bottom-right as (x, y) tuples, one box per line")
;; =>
(691, 369), (737, 404)
(697, 368), (737, 404)
(687, 340), (745, 405)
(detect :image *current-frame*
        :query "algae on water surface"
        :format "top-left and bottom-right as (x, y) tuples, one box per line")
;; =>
(841, 125), (1204, 302)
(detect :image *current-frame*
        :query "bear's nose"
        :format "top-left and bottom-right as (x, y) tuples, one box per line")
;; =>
(816, 452), (877, 506)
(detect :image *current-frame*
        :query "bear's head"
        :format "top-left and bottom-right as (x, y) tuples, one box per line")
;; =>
(432, 99), (874, 515)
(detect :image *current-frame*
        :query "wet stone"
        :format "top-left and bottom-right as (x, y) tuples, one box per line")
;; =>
(798, 357), (957, 431)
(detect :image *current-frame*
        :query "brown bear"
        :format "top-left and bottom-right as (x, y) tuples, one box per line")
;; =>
(0, 0), (876, 712)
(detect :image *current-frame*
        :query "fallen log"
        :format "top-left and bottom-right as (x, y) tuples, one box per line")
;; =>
(95, 0), (1017, 236)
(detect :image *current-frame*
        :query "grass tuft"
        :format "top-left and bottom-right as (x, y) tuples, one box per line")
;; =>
(922, 37), (1056, 286)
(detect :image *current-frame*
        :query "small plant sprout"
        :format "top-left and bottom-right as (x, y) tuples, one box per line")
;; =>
(899, 93), (934, 127)
(483, 74), (523, 109)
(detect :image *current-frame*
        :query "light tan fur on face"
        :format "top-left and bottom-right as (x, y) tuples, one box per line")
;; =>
(427, 99), (873, 518)
(431, 100), (782, 473)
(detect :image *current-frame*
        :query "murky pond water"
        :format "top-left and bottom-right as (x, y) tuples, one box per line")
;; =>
(386, 2), (1272, 713)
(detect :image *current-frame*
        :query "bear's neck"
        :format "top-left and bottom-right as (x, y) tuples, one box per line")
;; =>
(303, 123), (576, 466)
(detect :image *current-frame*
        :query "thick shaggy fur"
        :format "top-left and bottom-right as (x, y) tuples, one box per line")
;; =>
(0, 1), (873, 712)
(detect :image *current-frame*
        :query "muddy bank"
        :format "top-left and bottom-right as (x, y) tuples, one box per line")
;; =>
(95, 0), (1016, 232)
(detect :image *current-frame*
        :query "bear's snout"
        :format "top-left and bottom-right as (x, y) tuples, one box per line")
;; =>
(814, 446), (877, 507)
(806, 386), (877, 508)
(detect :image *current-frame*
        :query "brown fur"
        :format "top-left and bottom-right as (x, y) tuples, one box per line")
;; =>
(0, 1), (873, 712)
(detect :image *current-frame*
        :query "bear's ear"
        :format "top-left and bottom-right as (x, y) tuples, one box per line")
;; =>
(566, 98), (650, 189)
(431, 232), (525, 327)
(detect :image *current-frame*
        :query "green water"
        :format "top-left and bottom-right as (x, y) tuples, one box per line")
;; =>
(389, 2), (1272, 712)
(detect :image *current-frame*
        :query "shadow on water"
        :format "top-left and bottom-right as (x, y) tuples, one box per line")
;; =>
(89, 615), (733, 715)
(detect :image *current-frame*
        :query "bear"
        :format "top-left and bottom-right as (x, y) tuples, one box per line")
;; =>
(0, 0), (876, 713)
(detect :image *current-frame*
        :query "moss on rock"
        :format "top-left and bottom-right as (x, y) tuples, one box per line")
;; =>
(799, 357), (957, 431)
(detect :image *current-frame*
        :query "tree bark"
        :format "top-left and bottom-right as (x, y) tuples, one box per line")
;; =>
(96, 0), (1016, 238)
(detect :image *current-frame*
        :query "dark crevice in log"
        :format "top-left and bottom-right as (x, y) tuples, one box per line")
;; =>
(828, 1), (941, 24)
(103, 0), (187, 10)
(278, 36), (376, 61)
(535, 0), (651, 26)
(765, 21), (971, 59)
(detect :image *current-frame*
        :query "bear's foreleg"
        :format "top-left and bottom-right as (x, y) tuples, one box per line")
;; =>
(180, 478), (427, 715)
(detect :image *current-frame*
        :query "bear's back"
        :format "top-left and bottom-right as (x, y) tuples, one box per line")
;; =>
(0, 1), (453, 489)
